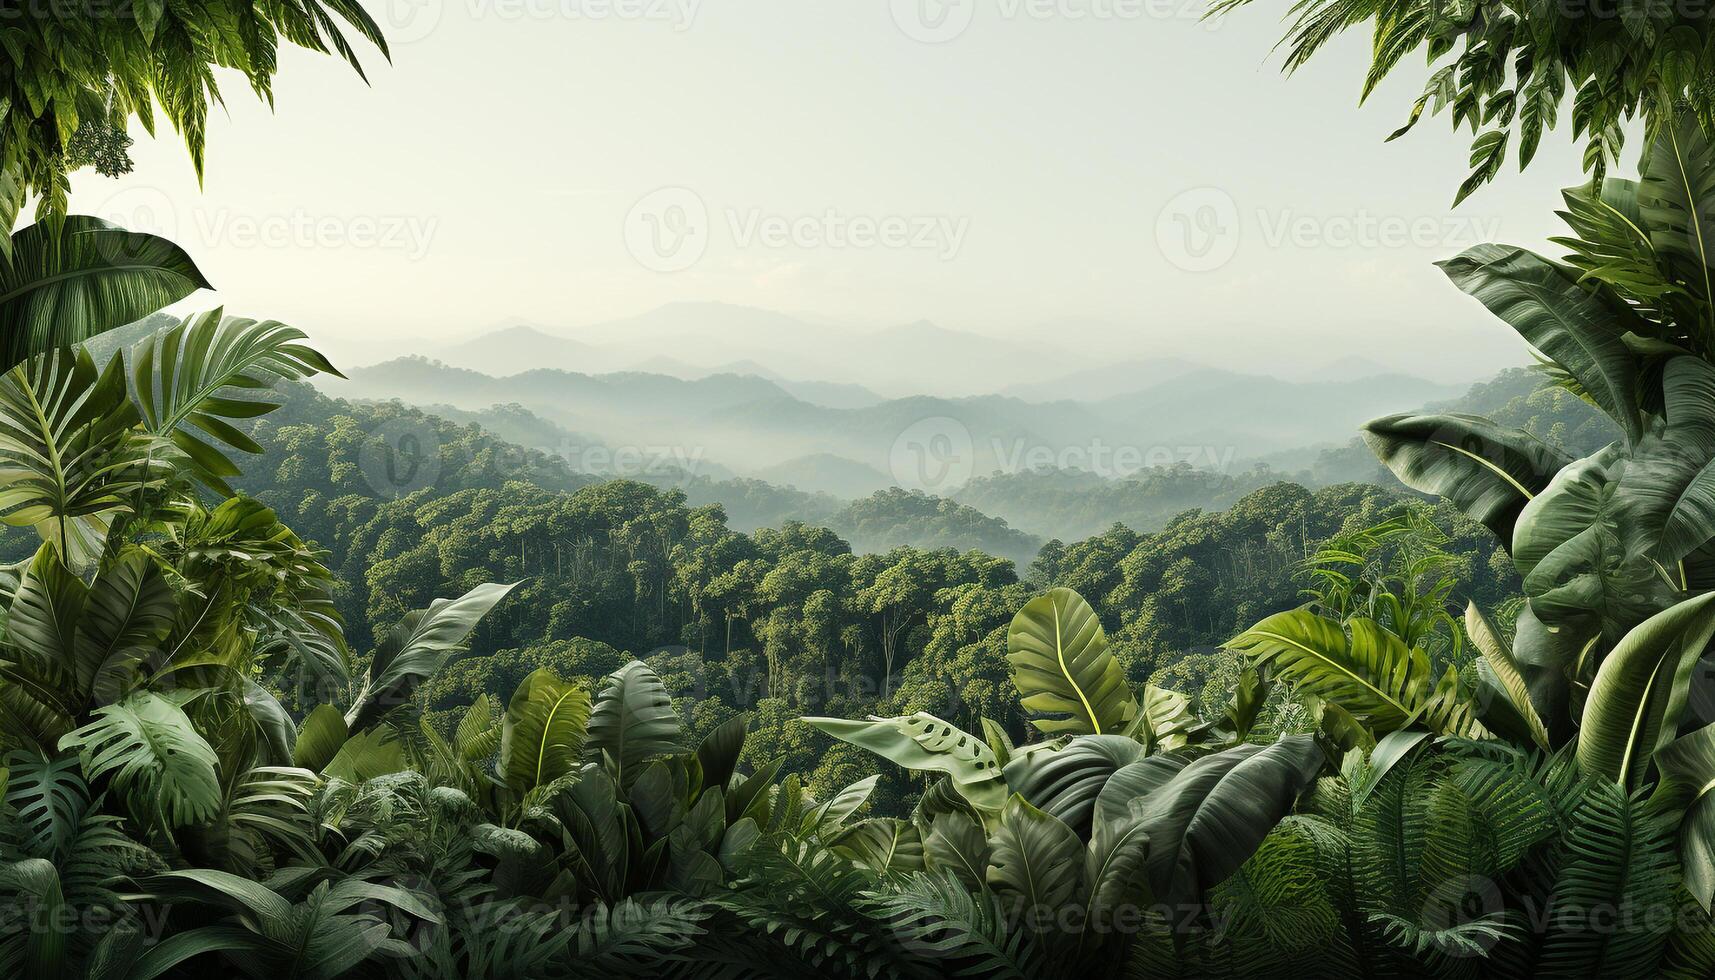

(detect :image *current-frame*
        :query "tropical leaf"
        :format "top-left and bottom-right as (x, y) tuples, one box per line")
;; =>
(1133, 736), (1324, 911)
(1655, 723), (1715, 911)
(0, 216), (209, 368)
(1577, 590), (1715, 787)
(344, 581), (518, 732)
(584, 659), (683, 786)
(830, 817), (925, 875)
(694, 710), (749, 796)
(1638, 112), (1715, 334)
(499, 666), (591, 794)
(0, 347), (163, 571)
(291, 704), (349, 774)
(803, 712), (1005, 815)
(1465, 602), (1551, 750)
(59, 690), (221, 827)
(922, 810), (991, 891)
(74, 548), (176, 703)
(1439, 243), (1644, 442)
(1229, 610), (1480, 737)
(804, 774), (878, 837)
(1362, 412), (1570, 547)
(1138, 682), (1197, 752)
(985, 795), (1084, 916)
(1, 748), (88, 857)
(1002, 733), (1145, 836)
(1006, 587), (1136, 735)
(129, 308), (341, 492)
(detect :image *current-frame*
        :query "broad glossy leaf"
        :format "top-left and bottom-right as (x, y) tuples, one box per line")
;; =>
(75, 548), (175, 703)
(1639, 113), (1715, 314)
(0, 216), (209, 368)
(345, 581), (518, 732)
(1006, 587), (1136, 735)
(1094, 754), (1190, 825)
(1656, 722), (1715, 911)
(1134, 736), (1324, 911)
(694, 710), (749, 795)
(1577, 590), (1715, 786)
(1465, 602), (1550, 749)
(1, 748), (87, 857)
(585, 660), (683, 785)
(1363, 412), (1569, 546)
(804, 774), (877, 836)
(803, 712), (1005, 814)
(1439, 243), (1643, 442)
(831, 817), (925, 874)
(986, 795), (1084, 915)
(291, 704), (349, 773)
(1003, 733), (1145, 835)
(923, 810), (991, 890)
(499, 667), (591, 794)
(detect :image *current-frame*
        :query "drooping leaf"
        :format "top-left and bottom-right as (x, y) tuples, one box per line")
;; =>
(1465, 602), (1551, 750)
(344, 581), (518, 732)
(1363, 412), (1570, 547)
(1655, 722), (1715, 911)
(1006, 587), (1136, 735)
(0, 216), (209, 368)
(803, 712), (1005, 814)
(1134, 736), (1324, 911)
(1002, 734), (1145, 836)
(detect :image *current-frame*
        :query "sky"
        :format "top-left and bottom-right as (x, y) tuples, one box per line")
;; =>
(71, 0), (1605, 382)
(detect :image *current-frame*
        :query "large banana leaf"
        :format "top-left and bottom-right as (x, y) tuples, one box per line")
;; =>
(1362, 412), (1570, 547)
(1576, 589), (1715, 787)
(2, 545), (84, 722)
(1002, 733), (1145, 836)
(584, 660), (683, 786)
(986, 795), (1084, 916)
(1438, 243), (1644, 443)
(1006, 587), (1136, 735)
(344, 581), (518, 732)
(0, 347), (165, 572)
(500, 666), (591, 794)
(1656, 722), (1715, 911)
(0, 216), (209, 368)
(803, 712), (1006, 814)
(59, 690), (221, 828)
(1133, 736), (1324, 911)
(1081, 804), (1152, 927)
(1228, 610), (1479, 736)
(130, 308), (341, 493)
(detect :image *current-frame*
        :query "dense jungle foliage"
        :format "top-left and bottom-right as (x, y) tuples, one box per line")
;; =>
(10, 3), (1715, 979)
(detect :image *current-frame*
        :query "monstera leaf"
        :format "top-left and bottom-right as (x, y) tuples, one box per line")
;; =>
(1002, 734), (1146, 836)
(1133, 736), (1324, 911)
(59, 691), (221, 828)
(1229, 610), (1481, 737)
(500, 667), (592, 794)
(803, 712), (1006, 815)
(345, 581), (518, 732)
(1363, 412), (1570, 547)
(584, 660), (683, 785)
(1577, 590), (1715, 787)
(0, 216), (209, 368)
(1006, 587), (1136, 735)
(0, 347), (164, 572)
(130, 308), (341, 493)
(1438, 244), (1644, 442)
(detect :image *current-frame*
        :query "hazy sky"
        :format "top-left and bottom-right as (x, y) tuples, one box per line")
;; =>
(72, 0), (1603, 380)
